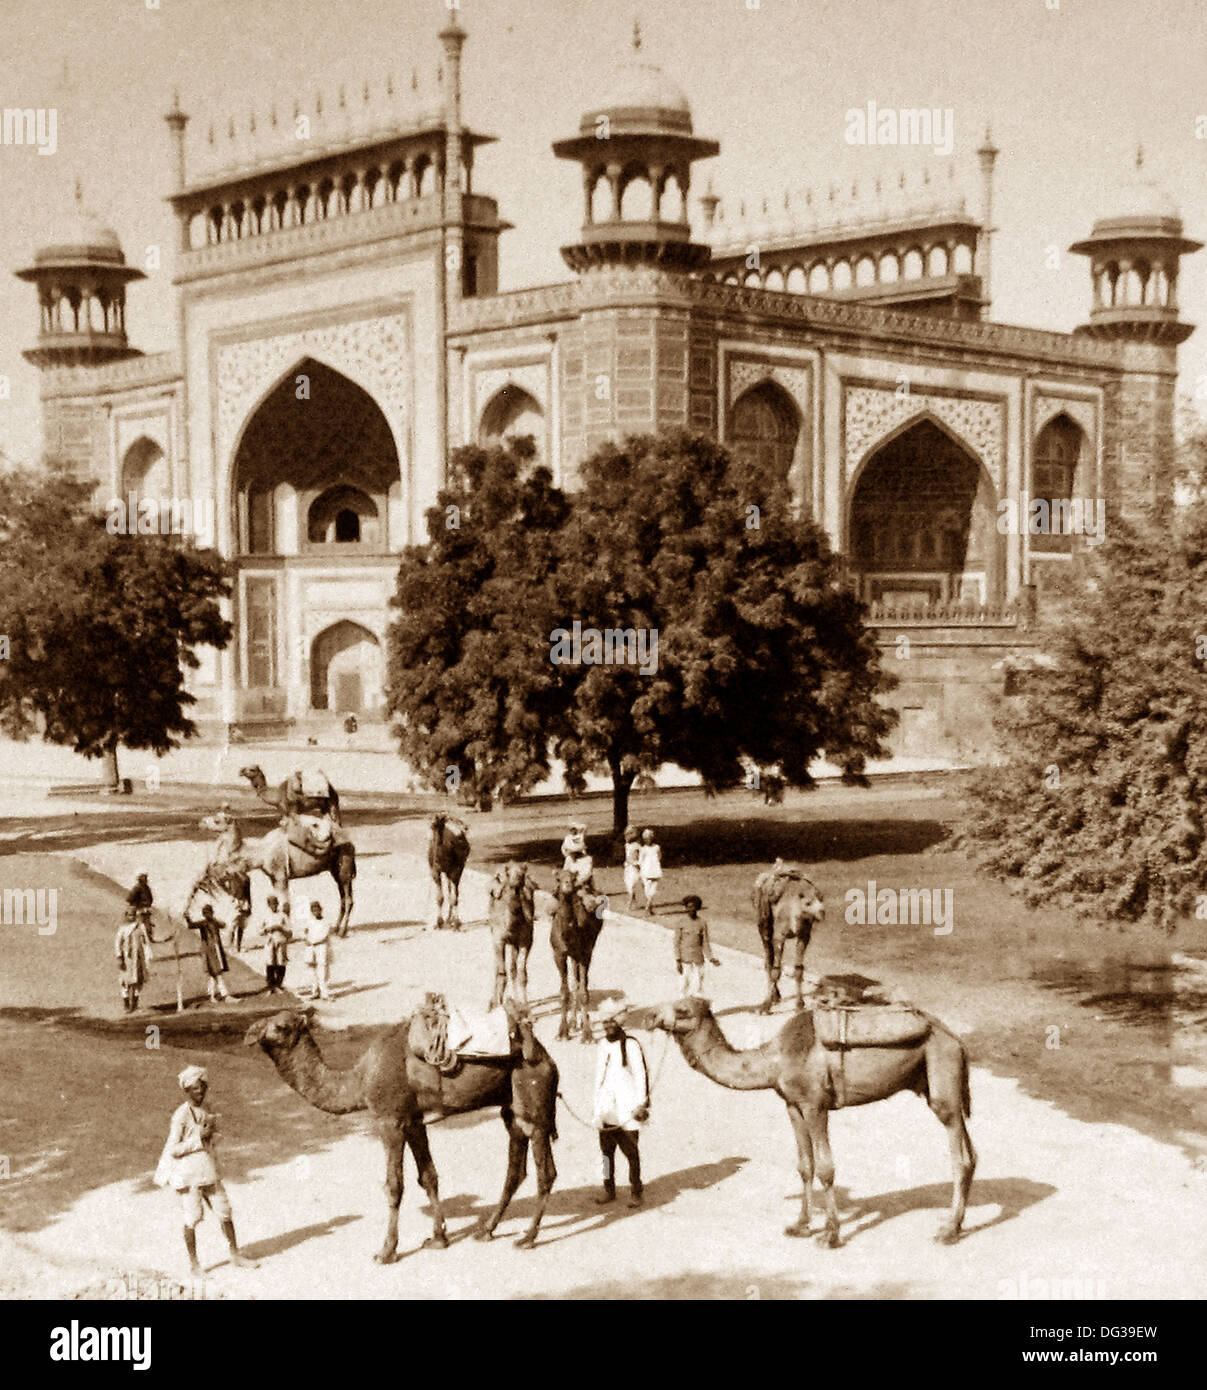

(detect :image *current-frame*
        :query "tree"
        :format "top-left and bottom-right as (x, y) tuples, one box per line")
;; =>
(0, 463), (232, 788)
(386, 437), (570, 806)
(387, 431), (897, 832)
(959, 478), (1207, 931)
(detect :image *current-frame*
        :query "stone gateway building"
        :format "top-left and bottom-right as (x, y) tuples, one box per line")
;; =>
(13, 20), (1200, 760)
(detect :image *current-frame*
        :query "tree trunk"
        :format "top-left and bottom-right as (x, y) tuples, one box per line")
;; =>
(102, 741), (120, 791)
(611, 769), (634, 838)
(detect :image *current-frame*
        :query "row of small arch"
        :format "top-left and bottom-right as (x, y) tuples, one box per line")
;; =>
(706, 241), (976, 293)
(586, 165), (689, 224)
(188, 148), (448, 248)
(1093, 259), (1178, 309)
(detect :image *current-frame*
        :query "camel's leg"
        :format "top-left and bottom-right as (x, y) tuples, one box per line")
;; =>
(516, 1129), (557, 1250)
(759, 929), (784, 1015)
(476, 1115), (529, 1240)
(514, 945), (530, 1007)
(930, 1050), (976, 1244)
(448, 875), (461, 930)
(810, 1110), (842, 1248)
(489, 934), (507, 1010)
(576, 960), (591, 1040)
(334, 862), (354, 937)
(790, 923), (812, 1010)
(375, 1126), (406, 1264)
(555, 950), (571, 1040)
(406, 1120), (449, 1250)
(783, 1103), (815, 1237)
(431, 871), (444, 929)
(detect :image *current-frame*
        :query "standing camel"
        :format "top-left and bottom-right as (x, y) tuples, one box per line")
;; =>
(428, 813), (470, 929)
(550, 868), (605, 1041)
(190, 811), (356, 937)
(489, 863), (537, 1009)
(245, 1007), (558, 1259)
(653, 994), (976, 1247)
(752, 860), (825, 1014)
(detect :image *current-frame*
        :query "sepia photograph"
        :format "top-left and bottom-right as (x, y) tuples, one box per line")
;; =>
(0, 0), (1204, 1347)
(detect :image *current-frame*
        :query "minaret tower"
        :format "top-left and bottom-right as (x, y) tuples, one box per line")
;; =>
(1069, 147), (1202, 345)
(975, 127), (999, 315)
(15, 182), (145, 368)
(552, 22), (719, 272)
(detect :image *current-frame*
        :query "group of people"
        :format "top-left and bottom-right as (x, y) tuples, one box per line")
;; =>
(159, 992), (654, 1275)
(562, 821), (720, 998)
(116, 871), (341, 1010)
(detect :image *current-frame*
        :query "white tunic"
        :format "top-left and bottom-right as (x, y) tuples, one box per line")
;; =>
(594, 1035), (649, 1131)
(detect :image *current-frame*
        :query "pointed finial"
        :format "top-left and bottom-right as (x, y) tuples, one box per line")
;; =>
(338, 85), (346, 111)
(633, 18), (642, 52)
(248, 110), (256, 134)
(207, 122), (215, 146)
(363, 80), (370, 105)
(227, 116), (236, 141)
(270, 103), (278, 128)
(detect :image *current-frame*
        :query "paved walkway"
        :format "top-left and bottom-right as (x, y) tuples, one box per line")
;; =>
(5, 819), (1202, 1300)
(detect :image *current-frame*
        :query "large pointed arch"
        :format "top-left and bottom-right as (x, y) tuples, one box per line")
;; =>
(231, 356), (399, 555)
(726, 379), (801, 494)
(846, 414), (1001, 606)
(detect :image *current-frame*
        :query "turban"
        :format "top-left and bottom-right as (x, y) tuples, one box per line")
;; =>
(178, 1065), (208, 1090)
(596, 998), (627, 1022)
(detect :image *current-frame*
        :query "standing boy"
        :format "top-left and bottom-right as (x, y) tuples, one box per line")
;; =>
(261, 895), (291, 994)
(155, 1066), (257, 1276)
(114, 905), (151, 1012)
(187, 903), (231, 1003)
(637, 828), (662, 916)
(303, 901), (334, 1001)
(621, 827), (641, 910)
(675, 894), (721, 997)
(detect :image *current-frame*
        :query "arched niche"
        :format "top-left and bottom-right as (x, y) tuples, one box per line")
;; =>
(310, 620), (382, 713)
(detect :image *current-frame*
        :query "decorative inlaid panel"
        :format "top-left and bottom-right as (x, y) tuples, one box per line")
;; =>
(844, 384), (1004, 489)
(1034, 395), (1097, 441)
(215, 312), (410, 472)
(728, 359), (811, 418)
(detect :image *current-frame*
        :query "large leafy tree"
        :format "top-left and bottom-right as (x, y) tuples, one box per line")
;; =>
(386, 437), (570, 805)
(960, 480), (1207, 931)
(387, 431), (896, 831)
(0, 463), (232, 787)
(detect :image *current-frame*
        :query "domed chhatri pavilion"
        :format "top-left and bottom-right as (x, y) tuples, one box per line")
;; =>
(13, 20), (1202, 755)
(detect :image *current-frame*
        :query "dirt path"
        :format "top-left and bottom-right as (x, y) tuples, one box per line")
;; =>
(4, 821), (1204, 1300)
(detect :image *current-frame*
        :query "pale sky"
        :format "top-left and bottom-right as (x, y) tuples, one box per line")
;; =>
(2, 0), (1206, 464)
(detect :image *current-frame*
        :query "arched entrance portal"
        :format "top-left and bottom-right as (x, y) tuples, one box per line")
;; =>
(310, 621), (382, 714)
(849, 418), (999, 606)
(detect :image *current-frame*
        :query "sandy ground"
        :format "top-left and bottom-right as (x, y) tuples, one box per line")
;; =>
(3, 815), (1204, 1302)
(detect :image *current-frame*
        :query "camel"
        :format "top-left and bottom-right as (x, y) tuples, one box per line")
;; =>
(429, 813), (470, 929)
(550, 868), (605, 1041)
(653, 992), (976, 1247)
(240, 765), (342, 825)
(489, 863), (536, 1009)
(752, 860), (825, 1013)
(245, 1006), (559, 1259)
(190, 809), (356, 936)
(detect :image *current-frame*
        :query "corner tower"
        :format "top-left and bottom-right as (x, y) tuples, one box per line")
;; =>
(15, 186), (145, 368)
(552, 24), (719, 272)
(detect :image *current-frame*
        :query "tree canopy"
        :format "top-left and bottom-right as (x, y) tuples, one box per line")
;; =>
(387, 431), (896, 831)
(0, 463), (232, 785)
(959, 488), (1207, 931)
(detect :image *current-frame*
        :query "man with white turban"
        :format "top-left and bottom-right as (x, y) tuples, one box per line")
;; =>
(155, 1065), (257, 1276)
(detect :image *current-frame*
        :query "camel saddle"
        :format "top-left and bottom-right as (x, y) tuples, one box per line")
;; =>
(812, 1003), (931, 1051)
(409, 994), (519, 1076)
